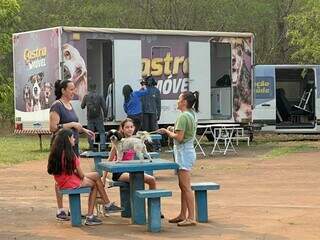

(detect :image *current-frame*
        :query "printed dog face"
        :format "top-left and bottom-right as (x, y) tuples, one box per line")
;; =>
(43, 82), (53, 103)
(29, 72), (43, 101)
(28, 72), (44, 111)
(23, 85), (33, 112)
(23, 85), (31, 102)
(63, 43), (87, 100)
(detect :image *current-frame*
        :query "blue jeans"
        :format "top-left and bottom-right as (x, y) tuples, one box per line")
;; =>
(87, 118), (106, 150)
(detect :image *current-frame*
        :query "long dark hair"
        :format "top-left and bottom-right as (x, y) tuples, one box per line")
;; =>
(122, 84), (133, 103)
(47, 129), (76, 175)
(181, 91), (199, 112)
(54, 79), (72, 100)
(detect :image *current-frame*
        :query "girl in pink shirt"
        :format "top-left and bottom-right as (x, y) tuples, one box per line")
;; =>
(48, 129), (122, 226)
(104, 118), (156, 189)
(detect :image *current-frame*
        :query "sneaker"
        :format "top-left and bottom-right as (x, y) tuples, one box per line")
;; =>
(104, 202), (124, 214)
(67, 210), (86, 219)
(177, 218), (197, 227)
(56, 210), (70, 221)
(85, 215), (103, 226)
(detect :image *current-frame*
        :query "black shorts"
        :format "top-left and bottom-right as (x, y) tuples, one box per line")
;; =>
(112, 172), (123, 181)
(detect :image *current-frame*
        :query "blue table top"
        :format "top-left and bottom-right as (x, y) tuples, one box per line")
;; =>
(80, 151), (109, 158)
(98, 159), (178, 173)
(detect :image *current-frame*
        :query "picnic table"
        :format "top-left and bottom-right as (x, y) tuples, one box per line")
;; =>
(98, 159), (179, 225)
(80, 151), (109, 175)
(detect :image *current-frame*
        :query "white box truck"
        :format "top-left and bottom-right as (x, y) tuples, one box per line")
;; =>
(13, 26), (254, 135)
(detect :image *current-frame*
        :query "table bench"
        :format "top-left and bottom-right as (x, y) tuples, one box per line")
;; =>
(60, 187), (91, 227)
(191, 182), (220, 223)
(136, 189), (172, 232)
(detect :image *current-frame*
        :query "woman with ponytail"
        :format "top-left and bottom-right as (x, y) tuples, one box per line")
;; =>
(157, 91), (199, 227)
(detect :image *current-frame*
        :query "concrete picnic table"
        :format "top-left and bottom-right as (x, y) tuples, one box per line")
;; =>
(98, 159), (179, 225)
(80, 151), (109, 176)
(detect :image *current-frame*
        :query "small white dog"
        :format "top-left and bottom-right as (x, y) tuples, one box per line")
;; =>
(106, 129), (153, 162)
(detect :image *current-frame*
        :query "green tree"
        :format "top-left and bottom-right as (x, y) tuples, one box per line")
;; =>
(0, 0), (20, 121)
(287, 0), (320, 64)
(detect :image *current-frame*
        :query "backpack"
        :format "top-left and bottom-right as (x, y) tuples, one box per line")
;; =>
(87, 93), (101, 118)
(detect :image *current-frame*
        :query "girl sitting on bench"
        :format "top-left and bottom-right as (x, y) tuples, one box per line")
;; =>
(47, 129), (122, 226)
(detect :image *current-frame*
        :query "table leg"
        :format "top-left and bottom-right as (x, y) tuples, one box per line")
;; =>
(129, 171), (146, 224)
(93, 157), (103, 176)
(38, 134), (43, 151)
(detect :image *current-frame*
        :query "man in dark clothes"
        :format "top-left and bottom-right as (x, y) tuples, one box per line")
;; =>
(141, 76), (161, 150)
(81, 84), (108, 151)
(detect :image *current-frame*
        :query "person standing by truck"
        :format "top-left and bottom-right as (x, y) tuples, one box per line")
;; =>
(141, 76), (161, 150)
(81, 84), (108, 151)
(122, 83), (148, 133)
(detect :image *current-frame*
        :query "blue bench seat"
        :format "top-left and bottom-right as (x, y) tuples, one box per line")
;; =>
(191, 182), (220, 223)
(136, 189), (172, 232)
(60, 187), (91, 227)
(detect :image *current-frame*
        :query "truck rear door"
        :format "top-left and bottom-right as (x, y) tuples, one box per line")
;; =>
(253, 65), (276, 126)
(188, 42), (211, 120)
(113, 40), (142, 121)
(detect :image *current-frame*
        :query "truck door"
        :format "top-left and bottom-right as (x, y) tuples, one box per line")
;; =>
(113, 40), (142, 121)
(253, 65), (276, 125)
(188, 42), (211, 120)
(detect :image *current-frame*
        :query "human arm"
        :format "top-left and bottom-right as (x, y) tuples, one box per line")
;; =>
(134, 85), (148, 97)
(49, 110), (82, 133)
(157, 128), (185, 143)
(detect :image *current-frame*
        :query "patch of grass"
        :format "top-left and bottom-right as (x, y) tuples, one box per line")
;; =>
(0, 135), (51, 166)
(0, 135), (89, 166)
(264, 144), (318, 159)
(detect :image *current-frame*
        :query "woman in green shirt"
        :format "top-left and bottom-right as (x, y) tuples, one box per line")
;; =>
(158, 91), (199, 227)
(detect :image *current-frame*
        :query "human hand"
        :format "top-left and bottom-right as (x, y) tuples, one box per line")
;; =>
(157, 128), (167, 135)
(85, 129), (95, 140)
(73, 122), (83, 131)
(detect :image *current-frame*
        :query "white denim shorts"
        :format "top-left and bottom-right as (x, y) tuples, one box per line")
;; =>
(173, 139), (196, 171)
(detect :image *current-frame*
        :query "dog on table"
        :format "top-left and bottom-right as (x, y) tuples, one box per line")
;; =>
(106, 129), (153, 162)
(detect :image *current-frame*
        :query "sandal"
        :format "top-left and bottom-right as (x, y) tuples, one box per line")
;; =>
(177, 218), (197, 227)
(168, 216), (184, 223)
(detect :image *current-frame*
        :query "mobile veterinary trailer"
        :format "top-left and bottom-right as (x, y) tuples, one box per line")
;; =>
(13, 27), (254, 133)
(254, 65), (320, 133)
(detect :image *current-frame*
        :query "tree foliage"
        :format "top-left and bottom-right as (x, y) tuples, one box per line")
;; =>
(0, 0), (20, 121)
(287, 0), (320, 63)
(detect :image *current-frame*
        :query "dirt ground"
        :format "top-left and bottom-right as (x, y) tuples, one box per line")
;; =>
(1, 139), (320, 240)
